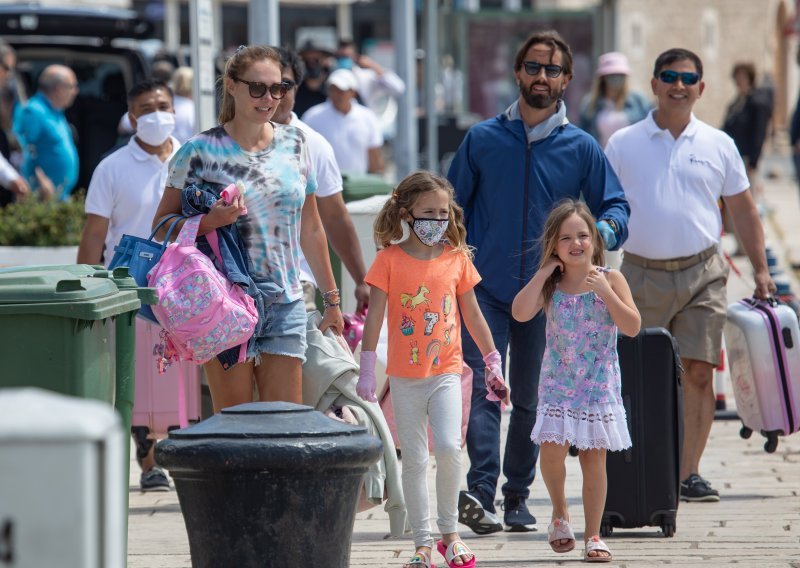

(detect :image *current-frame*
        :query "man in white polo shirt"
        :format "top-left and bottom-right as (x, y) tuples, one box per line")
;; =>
(605, 48), (774, 502)
(274, 48), (369, 313)
(301, 68), (384, 176)
(77, 79), (180, 492)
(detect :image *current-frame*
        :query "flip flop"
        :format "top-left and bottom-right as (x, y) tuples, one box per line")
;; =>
(584, 535), (612, 563)
(547, 518), (576, 553)
(404, 549), (435, 568)
(436, 539), (476, 568)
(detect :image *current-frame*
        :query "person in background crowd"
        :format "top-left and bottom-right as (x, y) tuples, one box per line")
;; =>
(14, 64), (79, 200)
(273, 47), (369, 313)
(171, 66), (196, 143)
(447, 30), (629, 535)
(76, 79), (180, 491)
(0, 41), (28, 206)
(335, 38), (405, 133)
(722, 62), (772, 193)
(294, 41), (335, 117)
(605, 47), (775, 503)
(578, 51), (651, 148)
(302, 68), (384, 176)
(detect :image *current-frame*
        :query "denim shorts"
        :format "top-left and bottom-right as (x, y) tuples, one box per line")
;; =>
(247, 298), (308, 363)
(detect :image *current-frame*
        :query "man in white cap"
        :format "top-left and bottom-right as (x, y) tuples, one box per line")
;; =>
(302, 68), (384, 176)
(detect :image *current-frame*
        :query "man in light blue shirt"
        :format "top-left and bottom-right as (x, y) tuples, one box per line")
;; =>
(14, 64), (79, 200)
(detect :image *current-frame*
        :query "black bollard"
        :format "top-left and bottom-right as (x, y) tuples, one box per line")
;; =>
(155, 401), (383, 568)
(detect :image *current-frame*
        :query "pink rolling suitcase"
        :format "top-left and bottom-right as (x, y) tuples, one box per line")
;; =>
(725, 298), (800, 452)
(133, 318), (202, 438)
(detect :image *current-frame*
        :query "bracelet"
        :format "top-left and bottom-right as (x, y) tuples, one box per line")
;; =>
(322, 288), (340, 302)
(323, 302), (341, 309)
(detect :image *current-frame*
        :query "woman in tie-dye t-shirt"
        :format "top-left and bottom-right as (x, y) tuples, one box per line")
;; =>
(153, 45), (343, 411)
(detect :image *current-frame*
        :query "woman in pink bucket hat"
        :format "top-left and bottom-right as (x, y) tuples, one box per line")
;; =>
(579, 51), (651, 147)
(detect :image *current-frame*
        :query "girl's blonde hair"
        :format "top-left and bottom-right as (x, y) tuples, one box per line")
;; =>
(538, 199), (605, 311)
(172, 66), (193, 98)
(373, 171), (472, 258)
(218, 45), (281, 124)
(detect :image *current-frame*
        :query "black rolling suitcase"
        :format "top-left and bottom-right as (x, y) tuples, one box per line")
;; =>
(601, 327), (683, 538)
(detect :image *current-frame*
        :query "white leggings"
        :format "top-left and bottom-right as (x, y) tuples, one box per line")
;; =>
(390, 373), (462, 548)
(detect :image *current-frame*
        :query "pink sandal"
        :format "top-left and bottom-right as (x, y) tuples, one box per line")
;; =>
(436, 540), (476, 568)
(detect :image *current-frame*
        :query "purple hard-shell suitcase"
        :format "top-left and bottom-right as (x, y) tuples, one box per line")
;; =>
(725, 298), (800, 452)
(133, 318), (202, 438)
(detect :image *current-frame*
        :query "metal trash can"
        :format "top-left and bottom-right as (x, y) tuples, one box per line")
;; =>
(0, 388), (125, 568)
(156, 401), (383, 568)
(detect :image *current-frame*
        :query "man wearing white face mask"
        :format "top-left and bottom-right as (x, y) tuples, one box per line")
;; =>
(77, 79), (180, 492)
(77, 79), (178, 265)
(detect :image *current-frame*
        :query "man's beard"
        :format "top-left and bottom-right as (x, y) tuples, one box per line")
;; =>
(520, 81), (564, 109)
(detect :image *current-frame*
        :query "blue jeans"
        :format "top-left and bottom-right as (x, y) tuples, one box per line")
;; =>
(462, 285), (545, 500)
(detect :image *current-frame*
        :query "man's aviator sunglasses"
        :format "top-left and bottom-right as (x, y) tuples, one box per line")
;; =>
(232, 77), (291, 99)
(658, 70), (700, 86)
(522, 61), (564, 78)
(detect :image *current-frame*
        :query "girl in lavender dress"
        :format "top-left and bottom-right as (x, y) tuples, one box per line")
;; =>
(511, 199), (640, 563)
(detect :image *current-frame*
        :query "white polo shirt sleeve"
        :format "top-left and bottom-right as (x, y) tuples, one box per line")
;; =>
(292, 115), (343, 199)
(85, 158), (114, 220)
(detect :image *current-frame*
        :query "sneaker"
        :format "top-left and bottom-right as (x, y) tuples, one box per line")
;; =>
(140, 466), (170, 492)
(502, 495), (537, 532)
(680, 474), (719, 502)
(458, 488), (503, 535)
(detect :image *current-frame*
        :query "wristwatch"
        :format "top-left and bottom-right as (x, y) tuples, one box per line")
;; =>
(601, 219), (618, 235)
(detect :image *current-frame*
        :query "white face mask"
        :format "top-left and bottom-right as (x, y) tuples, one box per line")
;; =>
(135, 111), (175, 146)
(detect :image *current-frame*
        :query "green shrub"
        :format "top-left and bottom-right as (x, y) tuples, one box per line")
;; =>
(0, 195), (86, 246)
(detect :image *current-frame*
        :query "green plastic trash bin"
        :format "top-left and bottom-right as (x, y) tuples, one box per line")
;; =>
(341, 173), (393, 202)
(0, 265), (143, 402)
(0, 263), (155, 564)
(320, 174), (393, 313)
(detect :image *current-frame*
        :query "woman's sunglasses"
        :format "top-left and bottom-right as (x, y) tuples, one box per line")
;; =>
(658, 70), (700, 86)
(522, 61), (564, 78)
(232, 77), (290, 99)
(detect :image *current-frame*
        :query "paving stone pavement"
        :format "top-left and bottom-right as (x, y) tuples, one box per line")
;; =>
(128, 153), (800, 567)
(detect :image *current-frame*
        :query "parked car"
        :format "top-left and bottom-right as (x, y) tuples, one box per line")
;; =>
(0, 3), (154, 191)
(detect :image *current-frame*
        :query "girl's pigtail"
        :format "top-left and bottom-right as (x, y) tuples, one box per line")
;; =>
(373, 194), (405, 249)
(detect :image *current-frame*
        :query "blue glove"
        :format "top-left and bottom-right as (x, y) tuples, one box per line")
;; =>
(596, 220), (617, 250)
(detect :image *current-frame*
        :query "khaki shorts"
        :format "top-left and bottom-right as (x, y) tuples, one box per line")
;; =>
(621, 246), (729, 366)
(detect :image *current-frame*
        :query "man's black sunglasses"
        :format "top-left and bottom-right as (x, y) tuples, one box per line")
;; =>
(232, 77), (289, 99)
(658, 70), (700, 86)
(522, 61), (564, 78)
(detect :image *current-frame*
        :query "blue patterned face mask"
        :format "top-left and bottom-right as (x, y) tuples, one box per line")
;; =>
(409, 215), (449, 247)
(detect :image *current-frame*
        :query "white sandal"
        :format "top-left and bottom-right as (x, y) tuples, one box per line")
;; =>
(404, 549), (435, 568)
(547, 517), (575, 553)
(584, 535), (612, 563)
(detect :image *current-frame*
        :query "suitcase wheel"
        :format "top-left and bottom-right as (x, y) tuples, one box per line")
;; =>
(739, 425), (752, 439)
(764, 433), (779, 453)
(599, 523), (613, 538)
(661, 520), (676, 538)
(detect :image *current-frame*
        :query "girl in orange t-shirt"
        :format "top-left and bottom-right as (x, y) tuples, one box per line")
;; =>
(356, 171), (508, 568)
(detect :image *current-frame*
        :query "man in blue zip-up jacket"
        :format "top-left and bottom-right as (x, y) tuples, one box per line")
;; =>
(448, 30), (629, 534)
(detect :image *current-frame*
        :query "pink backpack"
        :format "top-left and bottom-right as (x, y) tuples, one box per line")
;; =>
(148, 214), (258, 366)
